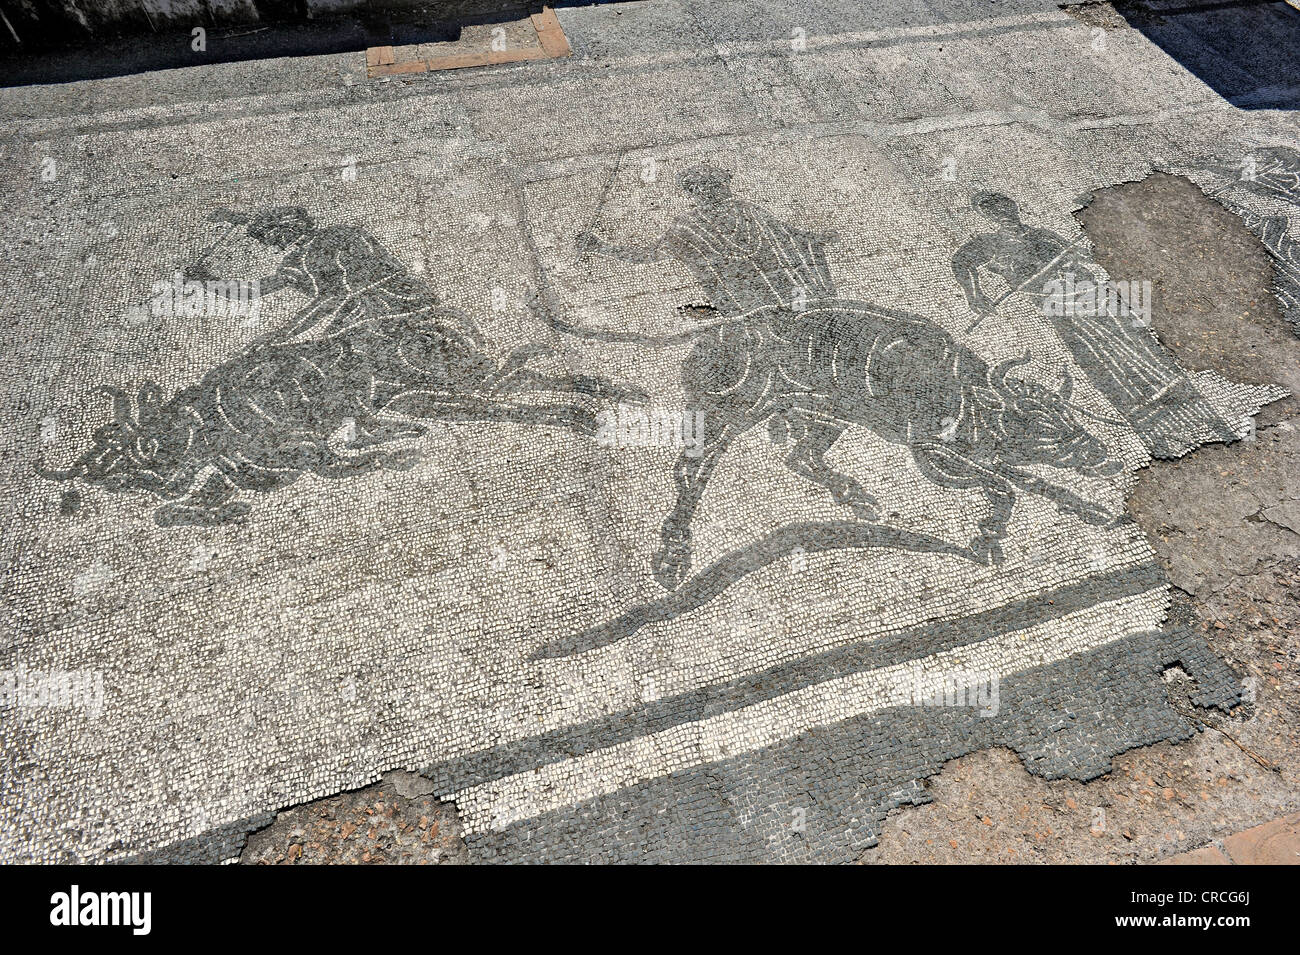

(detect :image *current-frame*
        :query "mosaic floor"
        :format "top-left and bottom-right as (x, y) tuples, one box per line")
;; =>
(1, 0), (1297, 863)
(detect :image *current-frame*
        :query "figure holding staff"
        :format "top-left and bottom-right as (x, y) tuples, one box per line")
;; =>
(951, 191), (1232, 456)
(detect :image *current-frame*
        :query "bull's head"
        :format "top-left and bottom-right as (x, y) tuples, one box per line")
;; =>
(989, 353), (1123, 477)
(37, 383), (188, 496)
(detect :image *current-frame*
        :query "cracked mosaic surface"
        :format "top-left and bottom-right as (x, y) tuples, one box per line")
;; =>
(1178, 146), (1300, 336)
(1, 0), (1295, 863)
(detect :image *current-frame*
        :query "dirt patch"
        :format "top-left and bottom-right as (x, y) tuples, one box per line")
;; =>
(240, 771), (468, 865)
(870, 172), (1300, 864)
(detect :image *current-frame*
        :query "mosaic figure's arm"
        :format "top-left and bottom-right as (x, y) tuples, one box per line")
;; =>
(951, 237), (997, 314)
(576, 228), (670, 264)
(184, 265), (293, 298)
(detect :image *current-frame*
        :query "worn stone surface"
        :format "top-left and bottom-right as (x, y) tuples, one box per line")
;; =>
(1061, 2), (1130, 30)
(1158, 845), (1231, 865)
(872, 171), (1300, 864)
(1156, 810), (1300, 864)
(1, 0), (1297, 864)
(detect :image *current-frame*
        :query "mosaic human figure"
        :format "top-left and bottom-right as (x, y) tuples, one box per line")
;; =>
(574, 171), (1121, 590)
(40, 207), (644, 525)
(951, 191), (1231, 457)
(579, 164), (838, 318)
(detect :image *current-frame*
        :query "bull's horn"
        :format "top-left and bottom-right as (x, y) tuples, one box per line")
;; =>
(991, 350), (1032, 387)
(138, 382), (163, 418)
(1058, 368), (1074, 403)
(96, 385), (133, 422)
(35, 446), (89, 481)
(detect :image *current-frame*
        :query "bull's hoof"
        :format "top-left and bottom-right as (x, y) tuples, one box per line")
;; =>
(1060, 497), (1114, 527)
(832, 480), (879, 521)
(505, 342), (554, 367)
(563, 407), (601, 436)
(970, 533), (1005, 567)
(611, 382), (650, 405)
(651, 540), (692, 591)
(847, 500), (881, 522)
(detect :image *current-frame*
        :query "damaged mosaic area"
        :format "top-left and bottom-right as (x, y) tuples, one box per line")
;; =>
(1, 5), (1295, 864)
(1174, 145), (1300, 337)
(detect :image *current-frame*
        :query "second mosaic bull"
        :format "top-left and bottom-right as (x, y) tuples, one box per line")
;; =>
(650, 298), (1126, 589)
(38, 207), (646, 526)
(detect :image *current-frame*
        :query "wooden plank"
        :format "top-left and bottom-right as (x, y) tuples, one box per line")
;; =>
(530, 7), (572, 59)
(371, 7), (569, 78)
(382, 59), (429, 75)
(426, 47), (548, 72)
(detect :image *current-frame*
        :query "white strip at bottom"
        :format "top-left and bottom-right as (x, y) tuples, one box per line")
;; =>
(453, 588), (1168, 833)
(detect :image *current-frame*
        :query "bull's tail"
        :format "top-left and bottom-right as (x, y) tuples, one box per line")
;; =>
(532, 519), (978, 659)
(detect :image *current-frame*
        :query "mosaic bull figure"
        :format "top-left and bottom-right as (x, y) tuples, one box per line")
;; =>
(650, 300), (1124, 587)
(39, 343), (639, 527)
(574, 165), (1123, 590)
(40, 207), (644, 526)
